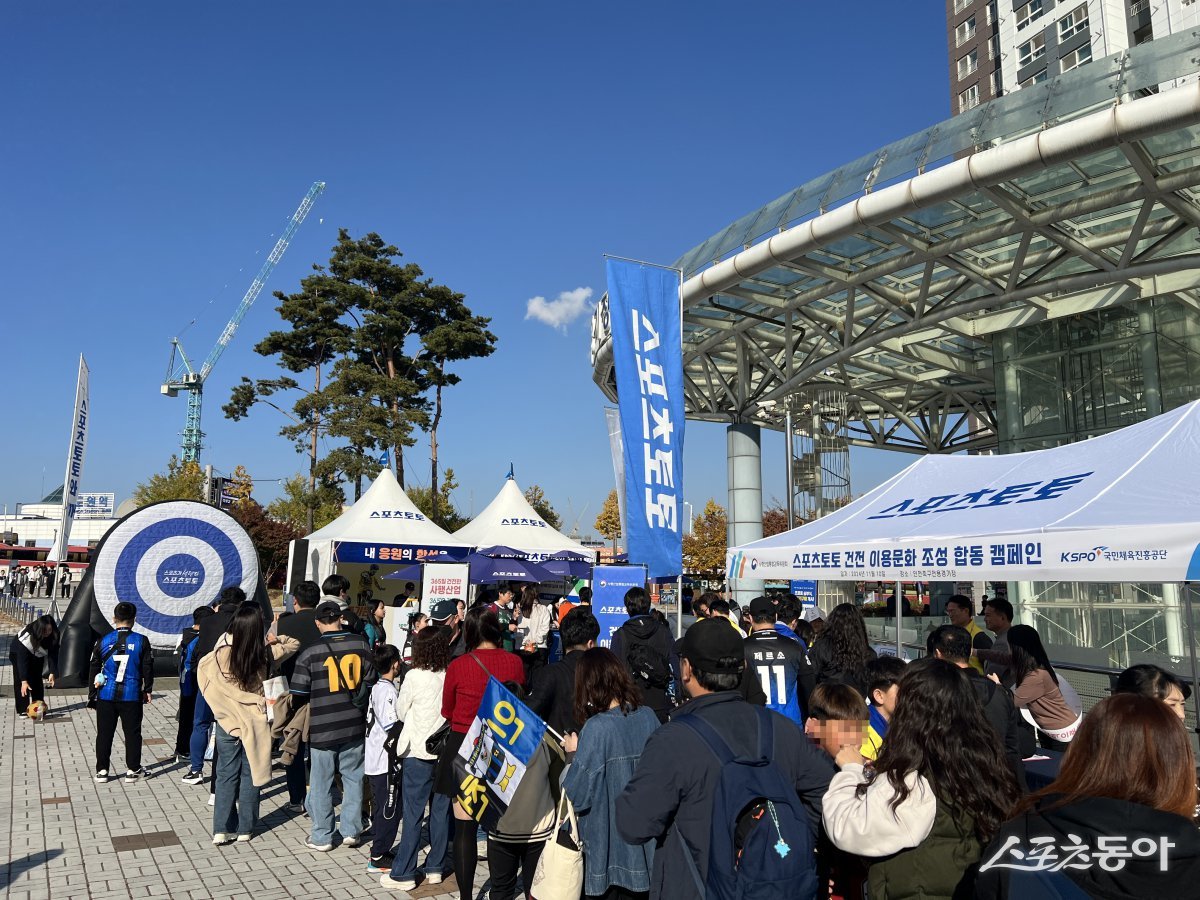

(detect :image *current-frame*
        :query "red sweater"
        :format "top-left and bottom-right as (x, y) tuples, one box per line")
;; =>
(442, 648), (526, 733)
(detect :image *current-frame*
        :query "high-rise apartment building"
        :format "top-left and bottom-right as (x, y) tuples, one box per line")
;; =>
(947, 0), (1003, 114)
(948, 0), (1200, 113)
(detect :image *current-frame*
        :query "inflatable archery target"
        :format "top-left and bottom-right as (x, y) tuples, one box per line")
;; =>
(90, 500), (259, 646)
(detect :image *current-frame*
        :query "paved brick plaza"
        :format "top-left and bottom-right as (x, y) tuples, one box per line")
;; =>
(0, 633), (483, 900)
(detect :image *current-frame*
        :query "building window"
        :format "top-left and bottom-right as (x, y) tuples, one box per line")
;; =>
(1129, 0), (1150, 14)
(953, 0), (972, 14)
(959, 83), (981, 112)
(956, 15), (976, 47)
(1061, 42), (1093, 72)
(1016, 0), (1044, 30)
(1020, 68), (1049, 88)
(1018, 33), (1046, 67)
(1059, 4), (1089, 42)
(986, 1), (996, 25)
(991, 32), (1001, 59)
(958, 49), (979, 80)
(991, 69), (1003, 95)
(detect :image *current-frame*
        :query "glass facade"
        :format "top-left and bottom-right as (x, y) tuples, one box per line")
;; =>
(993, 297), (1200, 691)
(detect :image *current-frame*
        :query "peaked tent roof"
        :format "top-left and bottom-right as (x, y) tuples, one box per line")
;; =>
(730, 400), (1200, 583)
(454, 478), (594, 560)
(304, 468), (472, 548)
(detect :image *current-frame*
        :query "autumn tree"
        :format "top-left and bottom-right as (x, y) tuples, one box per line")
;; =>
(762, 502), (792, 537)
(683, 499), (727, 574)
(133, 456), (206, 506)
(523, 484), (562, 530)
(266, 474), (344, 533)
(226, 465), (254, 508)
(230, 501), (302, 587)
(594, 489), (622, 552)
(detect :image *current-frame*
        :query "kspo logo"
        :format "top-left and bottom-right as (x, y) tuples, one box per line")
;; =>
(369, 510), (426, 521)
(868, 473), (1093, 519)
(1060, 547), (1108, 563)
(500, 518), (547, 527)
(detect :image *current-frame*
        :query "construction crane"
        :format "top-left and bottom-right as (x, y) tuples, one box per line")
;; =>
(162, 181), (326, 463)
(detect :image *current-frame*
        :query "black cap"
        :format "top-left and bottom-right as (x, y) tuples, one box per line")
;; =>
(314, 600), (342, 621)
(748, 595), (776, 618)
(680, 618), (746, 674)
(428, 599), (456, 622)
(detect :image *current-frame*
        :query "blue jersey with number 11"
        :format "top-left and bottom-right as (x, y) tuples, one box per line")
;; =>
(744, 630), (812, 725)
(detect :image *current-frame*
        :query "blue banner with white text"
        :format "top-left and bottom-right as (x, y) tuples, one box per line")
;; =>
(591, 564), (648, 648)
(607, 259), (684, 578)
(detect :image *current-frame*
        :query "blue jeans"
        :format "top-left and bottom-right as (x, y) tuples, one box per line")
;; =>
(189, 690), (214, 772)
(390, 756), (451, 880)
(307, 740), (365, 846)
(213, 726), (258, 836)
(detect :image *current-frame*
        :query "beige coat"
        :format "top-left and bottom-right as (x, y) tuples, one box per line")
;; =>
(197, 633), (299, 786)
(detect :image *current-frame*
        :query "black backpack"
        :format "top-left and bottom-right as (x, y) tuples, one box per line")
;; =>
(625, 630), (672, 689)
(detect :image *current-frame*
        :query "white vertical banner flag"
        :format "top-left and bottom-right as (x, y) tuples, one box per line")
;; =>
(49, 355), (90, 562)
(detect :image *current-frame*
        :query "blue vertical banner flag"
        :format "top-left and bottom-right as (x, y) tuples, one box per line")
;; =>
(591, 564), (649, 648)
(606, 259), (685, 579)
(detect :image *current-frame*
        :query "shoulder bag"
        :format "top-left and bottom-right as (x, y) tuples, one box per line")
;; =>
(530, 789), (584, 899)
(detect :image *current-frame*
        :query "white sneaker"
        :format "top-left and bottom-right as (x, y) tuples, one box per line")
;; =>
(236, 833), (252, 843)
(379, 874), (418, 891)
(94, 770), (109, 783)
(207, 793), (215, 806)
(212, 833), (234, 845)
(124, 768), (147, 783)
(306, 839), (335, 852)
(425, 871), (444, 885)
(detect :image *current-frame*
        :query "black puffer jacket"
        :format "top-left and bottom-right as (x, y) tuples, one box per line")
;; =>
(975, 794), (1200, 899)
(610, 615), (679, 722)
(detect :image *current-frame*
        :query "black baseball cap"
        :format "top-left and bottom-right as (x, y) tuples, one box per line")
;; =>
(428, 599), (457, 622)
(748, 596), (776, 618)
(680, 618), (746, 674)
(314, 600), (343, 621)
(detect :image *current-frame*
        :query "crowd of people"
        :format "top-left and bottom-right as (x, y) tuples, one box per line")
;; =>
(0, 563), (75, 600)
(7, 575), (1192, 900)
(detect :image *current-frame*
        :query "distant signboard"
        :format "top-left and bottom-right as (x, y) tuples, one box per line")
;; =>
(76, 492), (116, 520)
(592, 564), (648, 649)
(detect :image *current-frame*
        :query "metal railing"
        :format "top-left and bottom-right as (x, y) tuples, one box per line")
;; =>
(0, 591), (60, 627)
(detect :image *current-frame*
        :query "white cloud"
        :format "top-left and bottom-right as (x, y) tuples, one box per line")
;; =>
(525, 286), (595, 332)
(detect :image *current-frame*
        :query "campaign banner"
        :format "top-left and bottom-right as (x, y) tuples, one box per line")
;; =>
(333, 541), (468, 565)
(421, 563), (470, 608)
(454, 676), (548, 829)
(591, 564), (647, 649)
(607, 259), (684, 579)
(729, 524), (1200, 583)
(49, 355), (90, 562)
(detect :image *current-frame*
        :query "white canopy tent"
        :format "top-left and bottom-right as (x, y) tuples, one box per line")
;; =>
(729, 400), (1200, 584)
(289, 467), (472, 587)
(453, 477), (595, 561)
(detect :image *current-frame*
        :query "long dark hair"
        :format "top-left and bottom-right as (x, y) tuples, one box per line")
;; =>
(463, 606), (504, 651)
(519, 584), (539, 616)
(860, 658), (1021, 843)
(24, 614), (58, 651)
(818, 603), (873, 675)
(1007, 623), (1057, 686)
(574, 647), (641, 726)
(226, 605), (269, 693)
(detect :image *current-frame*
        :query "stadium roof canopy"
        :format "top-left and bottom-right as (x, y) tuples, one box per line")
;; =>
(591, 31), (1200, 453)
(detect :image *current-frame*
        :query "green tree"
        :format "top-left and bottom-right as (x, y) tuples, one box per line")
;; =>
(266, 474), (344, 533)
(524, 484), (562, 530)
(133, 456), (206, 506)
(408, 467), (469, 532)
(683, 499), (727, 574)
(594, 489), (622, 552)
(230, 500), (303, 587)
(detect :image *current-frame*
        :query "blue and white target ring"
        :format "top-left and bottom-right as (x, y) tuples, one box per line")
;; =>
(92, 500), (259, 646)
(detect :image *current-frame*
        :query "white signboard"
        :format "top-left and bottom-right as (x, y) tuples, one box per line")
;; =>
(76, 492), (116, 520)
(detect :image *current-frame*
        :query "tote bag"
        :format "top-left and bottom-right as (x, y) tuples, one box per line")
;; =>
(531, 790), (584, 899)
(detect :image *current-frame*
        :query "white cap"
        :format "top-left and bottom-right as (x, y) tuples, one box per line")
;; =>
(801, 606), (827, 623)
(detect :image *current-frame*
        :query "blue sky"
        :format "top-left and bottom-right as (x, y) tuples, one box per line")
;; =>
(1, 2), (949, 536)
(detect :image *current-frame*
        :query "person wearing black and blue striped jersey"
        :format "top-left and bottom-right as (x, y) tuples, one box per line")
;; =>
(89, 601), (154, 784)
(743, 595), (815, 726)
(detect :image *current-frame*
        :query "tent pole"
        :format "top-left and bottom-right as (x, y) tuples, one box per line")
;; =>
(1181, 582), (1200, 738)
(895, 580), (903, 659)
